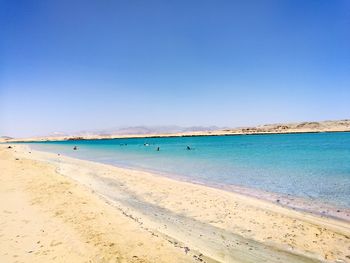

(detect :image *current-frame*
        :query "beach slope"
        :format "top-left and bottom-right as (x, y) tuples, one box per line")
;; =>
(0, 146), (194, 263)
(1, 145), (350, 263)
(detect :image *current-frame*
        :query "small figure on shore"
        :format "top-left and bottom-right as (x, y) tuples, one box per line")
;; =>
(73, 146), (78, 150)
(157, 147), (160, 151)
(7, 146), (12, 149)
(186, 145), (191, 150)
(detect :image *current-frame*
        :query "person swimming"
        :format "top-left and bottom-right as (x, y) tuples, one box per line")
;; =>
(157, 147), (160, 151)
(186, 145), (191, 150)
(73, 146), (78, 150)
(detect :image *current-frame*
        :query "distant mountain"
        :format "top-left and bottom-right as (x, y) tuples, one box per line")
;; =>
(0, 136), (13, 140)
(6, 119), (350, 142)
(49, 132), (68, 136)
(74, 125), (222, 136)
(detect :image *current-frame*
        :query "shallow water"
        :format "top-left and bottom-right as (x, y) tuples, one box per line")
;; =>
(26, 132), (350, 208)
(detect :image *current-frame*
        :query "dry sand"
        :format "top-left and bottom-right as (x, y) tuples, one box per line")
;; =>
(1, 144), (350, 263)
(0, 146), (193, 263)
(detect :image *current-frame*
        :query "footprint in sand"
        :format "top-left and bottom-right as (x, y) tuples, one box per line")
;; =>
(50, 240), (62, 247)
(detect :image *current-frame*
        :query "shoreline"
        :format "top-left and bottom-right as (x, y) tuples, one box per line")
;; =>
(1, 144), (350, 262)
(22, 143), (350, 223)
(93, 161), (350, 223)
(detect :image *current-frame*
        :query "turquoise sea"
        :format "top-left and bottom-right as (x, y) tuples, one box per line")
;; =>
(27, 132), (350, 208)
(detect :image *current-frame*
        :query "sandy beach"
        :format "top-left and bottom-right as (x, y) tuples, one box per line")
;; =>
(1, 144), (350, 263)
(2, 0), (349, 262)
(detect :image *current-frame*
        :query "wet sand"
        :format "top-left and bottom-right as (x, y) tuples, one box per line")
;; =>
(1, 144), (350, 262)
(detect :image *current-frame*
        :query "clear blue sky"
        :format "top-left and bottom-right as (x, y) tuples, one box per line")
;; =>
(1, 0), (349, 137)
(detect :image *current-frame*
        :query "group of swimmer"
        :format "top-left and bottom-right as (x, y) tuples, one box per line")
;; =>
(143, 143), (192, 151)
(73, 144), (193, 151)
(154, 145), (193, 151)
